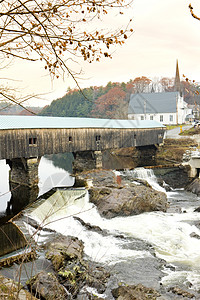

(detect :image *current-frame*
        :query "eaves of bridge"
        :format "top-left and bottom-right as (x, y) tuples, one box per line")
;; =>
(0, 115), (165, 130)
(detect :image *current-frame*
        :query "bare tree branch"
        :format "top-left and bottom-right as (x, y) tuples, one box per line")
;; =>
(189, 3), (200, 21)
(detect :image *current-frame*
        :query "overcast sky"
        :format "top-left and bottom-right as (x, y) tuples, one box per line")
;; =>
(1, 0), (200, 106)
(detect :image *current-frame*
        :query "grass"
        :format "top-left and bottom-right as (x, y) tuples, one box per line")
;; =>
(179, 126), (200, 136)
(156, 138), (198, 162)
(166, 124), (182, 130)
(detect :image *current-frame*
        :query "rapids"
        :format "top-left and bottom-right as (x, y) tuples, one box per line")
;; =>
(1, 156), (200, 298)
(25, 167), (200, 296)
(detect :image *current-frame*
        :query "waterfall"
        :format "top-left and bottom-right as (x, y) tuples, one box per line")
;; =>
(27, 189), (150, 264)
(127, 167), (166, 192)
(28, 189), (87, 225)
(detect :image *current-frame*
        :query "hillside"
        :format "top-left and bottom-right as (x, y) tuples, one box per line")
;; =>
(39, 78), (200, 119)
(0, 102), (43, 115)
(39, 82), (131, 119)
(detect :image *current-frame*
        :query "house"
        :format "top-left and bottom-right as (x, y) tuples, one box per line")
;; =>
(128, 91), (192, 125)
(188, 104), (200, 120)
(128, 60), (192, 125)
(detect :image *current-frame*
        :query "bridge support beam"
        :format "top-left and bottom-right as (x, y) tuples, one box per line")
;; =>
(72, 150), (102, 173)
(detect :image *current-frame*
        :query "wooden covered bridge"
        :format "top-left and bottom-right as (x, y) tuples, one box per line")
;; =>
(0, 115), (165, 186)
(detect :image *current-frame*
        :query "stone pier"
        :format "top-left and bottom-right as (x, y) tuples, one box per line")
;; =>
(6, 157), (40, 187)
(72, 150), (103, 173)
(5, 157), (40, 216)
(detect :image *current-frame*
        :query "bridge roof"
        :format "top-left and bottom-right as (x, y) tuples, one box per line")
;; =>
(0, 115), (165, 130)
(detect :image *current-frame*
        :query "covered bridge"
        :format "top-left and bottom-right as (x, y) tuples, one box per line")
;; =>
(0, 115), (165, 160)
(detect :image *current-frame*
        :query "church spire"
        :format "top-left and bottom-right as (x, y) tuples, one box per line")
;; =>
(174, 59), (182, 95)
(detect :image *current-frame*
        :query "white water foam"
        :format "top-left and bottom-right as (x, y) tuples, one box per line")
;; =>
(28, 189), (150, 264)
(26, 167), (200, 290)
(125, 167), (166, 193)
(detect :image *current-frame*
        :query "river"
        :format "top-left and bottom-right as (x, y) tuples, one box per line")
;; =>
(1, 155), (200, 298)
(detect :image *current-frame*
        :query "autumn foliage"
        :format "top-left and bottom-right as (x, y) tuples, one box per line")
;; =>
(132, 76), (152, 93)
(40, 76), (200, 119)
(91, 86), (127, 118)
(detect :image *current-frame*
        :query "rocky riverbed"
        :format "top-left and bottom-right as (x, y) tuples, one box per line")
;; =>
(1, 167), (199, 299)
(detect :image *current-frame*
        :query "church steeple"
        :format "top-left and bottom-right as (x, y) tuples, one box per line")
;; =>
(174, 59), (182, 95)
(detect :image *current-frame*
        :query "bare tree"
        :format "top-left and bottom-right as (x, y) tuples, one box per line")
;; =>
(159, 77), (174, 92)
(0, 0), (133, 82)
(0, 0), (133, 109)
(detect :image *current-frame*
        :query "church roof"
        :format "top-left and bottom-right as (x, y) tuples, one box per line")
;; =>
(128, 92), (180, 114)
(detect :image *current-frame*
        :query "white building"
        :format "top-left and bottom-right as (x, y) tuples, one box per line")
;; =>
(128, 91), (192, 125)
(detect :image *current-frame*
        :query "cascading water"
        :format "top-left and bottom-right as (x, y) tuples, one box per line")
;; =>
(2, 160), (200, 298)
(28, 189), (150, 264)
(126, 167), (166, 192)
(24, 167), (200, 296)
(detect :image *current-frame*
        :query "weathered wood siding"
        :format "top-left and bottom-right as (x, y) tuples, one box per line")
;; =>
(0, 127), (165, 159)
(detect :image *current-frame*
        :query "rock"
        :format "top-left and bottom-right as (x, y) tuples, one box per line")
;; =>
(27, 271), (68, 299)
(89, 185), (168, 218)
(0, 274), (38, 300)
(84, 262), (110, 294)
(45, 235), (110, 297)
(75, 169), (119, 188)
(190, 232), (200, 239)
(45, 236), (84, 271)
(74, 216), (104, 234)
(111, 283), (160, 300)
(154, 167), (190, 189)
(21, 215), (56, 233)
(186, 178), (200, 195)
(75, 169), (167, 218)
(168, 286), (194, 298)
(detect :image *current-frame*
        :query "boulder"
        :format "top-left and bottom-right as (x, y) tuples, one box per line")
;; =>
(27, 271), (68, 299)
(0, 275), (38, 300)
(112, 283), (160, 300)
(168, 286), (194, 298)
(186, 178), (200, 195)
(74, 169), (119, 188)
(45, 236), (84, 271)
(89, 185), (168, 218)
(44, 235), (110, 297)
(75, 169), (168, 218)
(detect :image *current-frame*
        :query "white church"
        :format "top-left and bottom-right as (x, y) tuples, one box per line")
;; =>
(128, 62), (192, 125)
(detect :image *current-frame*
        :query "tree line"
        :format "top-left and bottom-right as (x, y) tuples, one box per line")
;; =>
(39, 76), (200, 119)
